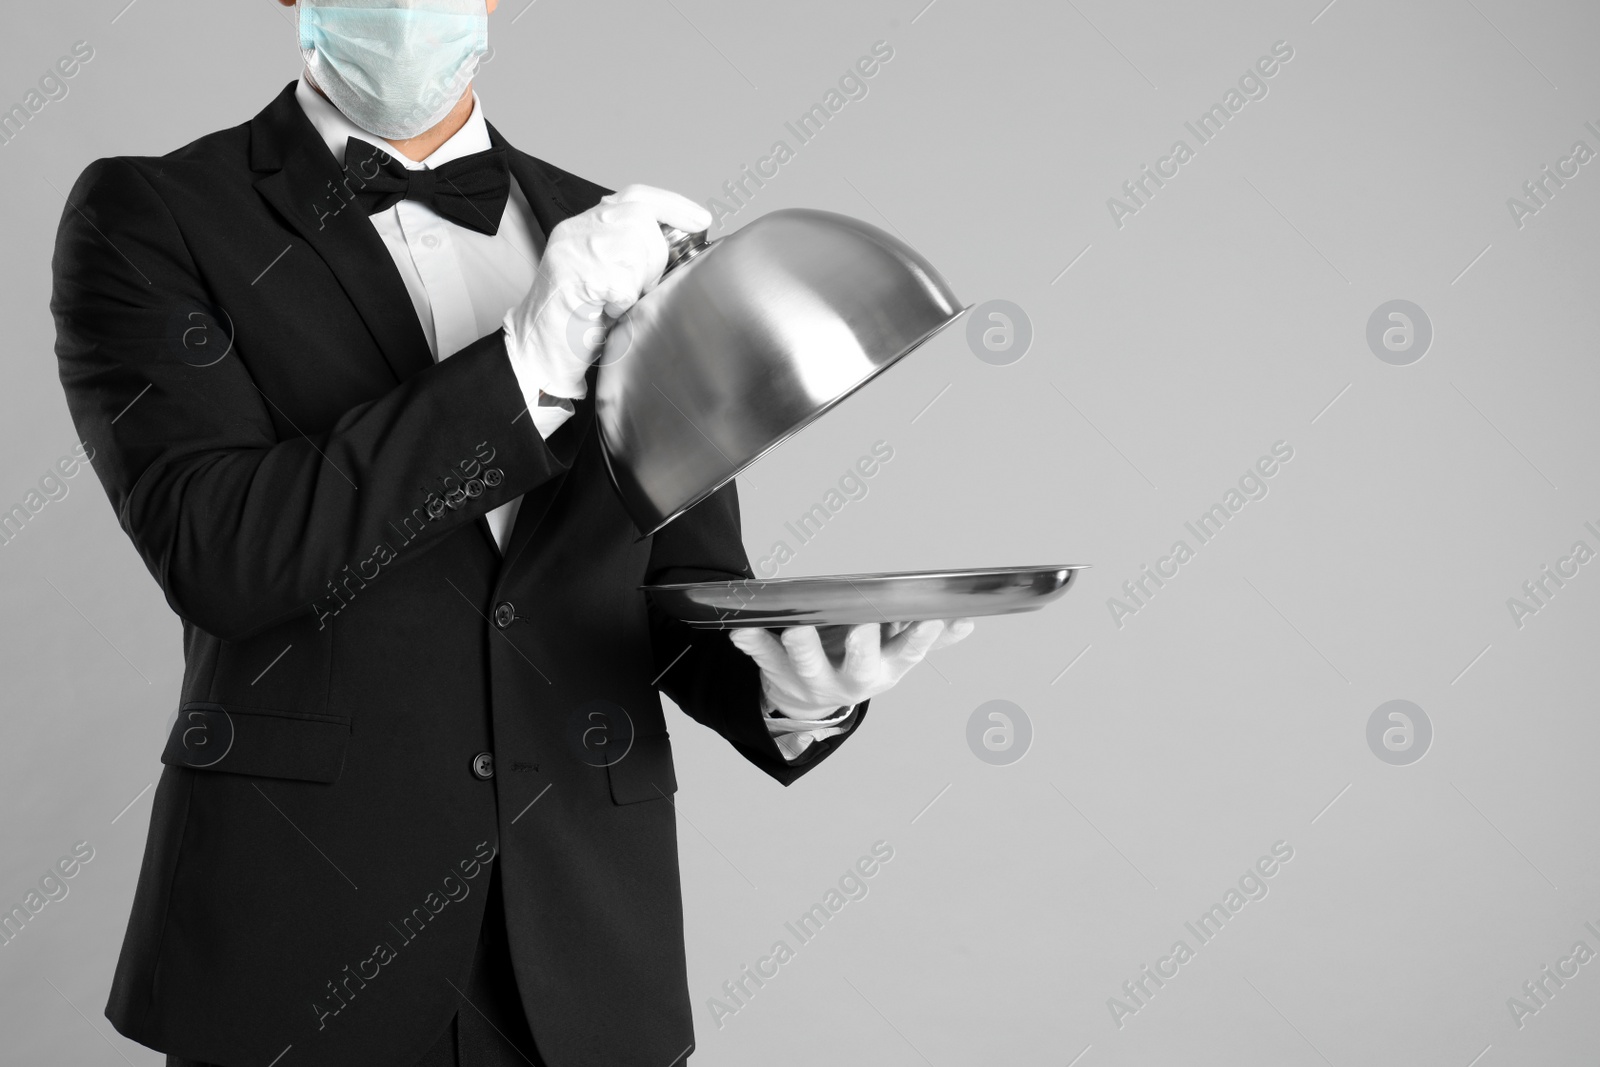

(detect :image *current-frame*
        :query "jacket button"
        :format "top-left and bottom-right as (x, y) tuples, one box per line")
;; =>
(483, 468), (504, 488)
(464, 478), (485, 499)
(471, 752), (495, 780)
(493, 602), (516, 629)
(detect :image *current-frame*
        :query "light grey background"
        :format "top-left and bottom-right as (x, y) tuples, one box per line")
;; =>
(2, 1), (1597, 1064)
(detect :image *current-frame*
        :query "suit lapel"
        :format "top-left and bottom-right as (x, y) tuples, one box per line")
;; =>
(488, 121), (592, 241)
(250, 84), (435, 385)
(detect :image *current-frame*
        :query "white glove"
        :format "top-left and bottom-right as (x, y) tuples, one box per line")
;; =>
(729, 620), (976, 717)
(503, 184), (711, 399)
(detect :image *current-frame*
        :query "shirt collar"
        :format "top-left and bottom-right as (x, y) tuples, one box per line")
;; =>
(294, 75), (492, 172)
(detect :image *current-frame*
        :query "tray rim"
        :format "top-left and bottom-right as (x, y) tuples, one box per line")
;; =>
(641, 564), (1092, 593)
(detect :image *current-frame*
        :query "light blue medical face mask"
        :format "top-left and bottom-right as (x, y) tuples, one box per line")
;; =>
(299, 0), (489, 140)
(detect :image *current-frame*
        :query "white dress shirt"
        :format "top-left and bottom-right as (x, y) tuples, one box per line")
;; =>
(295, 79), (854, 759)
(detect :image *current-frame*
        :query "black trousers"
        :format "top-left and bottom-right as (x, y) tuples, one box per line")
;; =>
(169, 864), (544, 1067)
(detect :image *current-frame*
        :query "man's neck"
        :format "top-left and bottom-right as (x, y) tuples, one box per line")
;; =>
(305, 72), (476, 162)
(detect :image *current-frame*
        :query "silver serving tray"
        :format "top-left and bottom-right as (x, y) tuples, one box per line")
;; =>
(644, 565), (1086, 629)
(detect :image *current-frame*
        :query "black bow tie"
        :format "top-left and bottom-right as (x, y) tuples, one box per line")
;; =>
(344, 138), (512, 236)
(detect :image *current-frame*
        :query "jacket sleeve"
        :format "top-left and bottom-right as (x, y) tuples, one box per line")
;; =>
(51, 156), (568, 641)
(644, 480), (867, 785)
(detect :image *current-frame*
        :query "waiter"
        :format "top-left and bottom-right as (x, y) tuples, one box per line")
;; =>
(51, 2), (972, 1065)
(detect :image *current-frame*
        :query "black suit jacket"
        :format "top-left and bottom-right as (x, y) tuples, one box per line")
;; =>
(52, 83), (862, 1067)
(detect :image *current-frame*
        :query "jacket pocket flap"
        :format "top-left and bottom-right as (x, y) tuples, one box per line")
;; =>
(161, 702), (350, 784)
(606, 732), (678, 805)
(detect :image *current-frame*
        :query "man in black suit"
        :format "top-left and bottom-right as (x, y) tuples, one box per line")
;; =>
(52, 2), (970, 1064)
